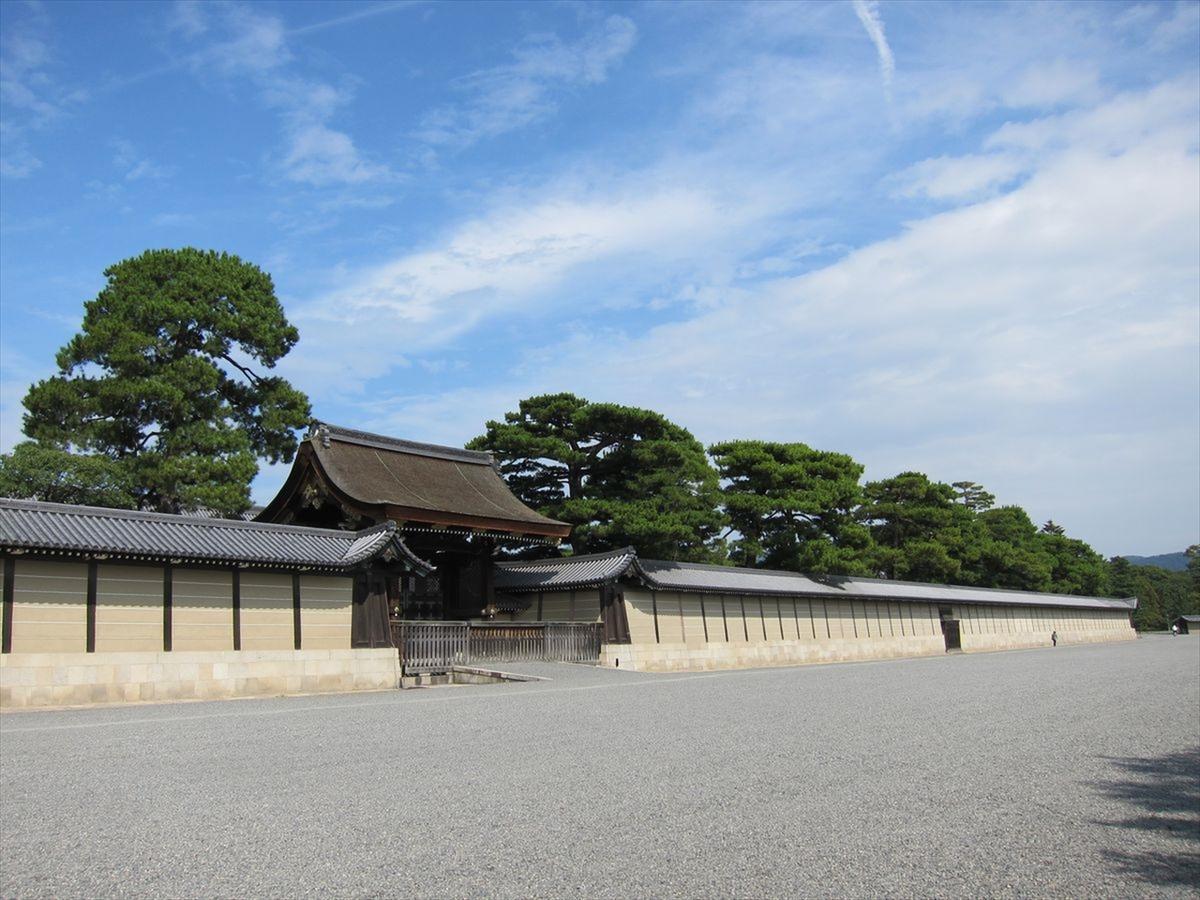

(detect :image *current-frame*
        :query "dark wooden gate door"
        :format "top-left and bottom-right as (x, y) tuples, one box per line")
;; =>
(941, 619), (961, 651)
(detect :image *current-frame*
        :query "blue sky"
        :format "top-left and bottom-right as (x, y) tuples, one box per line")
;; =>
(1, 0), (1197, 556)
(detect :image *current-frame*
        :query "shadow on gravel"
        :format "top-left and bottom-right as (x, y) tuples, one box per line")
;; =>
(1090, 748), (1200, 890)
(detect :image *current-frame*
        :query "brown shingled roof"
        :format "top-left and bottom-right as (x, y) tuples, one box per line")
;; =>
(258, 422), (570, 539)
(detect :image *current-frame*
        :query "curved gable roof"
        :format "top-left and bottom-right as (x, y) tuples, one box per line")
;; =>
(258, 422), (570, 539)
(495, 547), (638, 591)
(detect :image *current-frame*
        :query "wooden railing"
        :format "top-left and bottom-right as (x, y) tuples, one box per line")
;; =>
(391, 621), (470, 672)
(390, 621), (602, 673)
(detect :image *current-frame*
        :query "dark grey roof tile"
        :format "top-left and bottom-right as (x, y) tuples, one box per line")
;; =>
(495, 547), (638, 591)
(0, 498), (429, 571)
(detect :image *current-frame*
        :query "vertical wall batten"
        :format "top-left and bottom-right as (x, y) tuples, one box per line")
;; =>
(162, 564), (173, 652)
(651, 591), (659, 643)
(231, 569), (241, 651)
(1, 557), (13, 653)
(720, 594), (729, 642)
(86, 561), (98, 653)
(292, 573), (302, 650)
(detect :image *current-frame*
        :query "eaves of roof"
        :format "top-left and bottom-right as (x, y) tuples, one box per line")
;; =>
(494, 546), (1137, 612)
(0, 498), (431, 573)
(494, 547), (638, 592)
(257, 422), (571, 539)
(633, 560), (1138, 611)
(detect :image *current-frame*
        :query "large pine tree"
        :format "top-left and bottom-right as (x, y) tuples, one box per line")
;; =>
(14, 248), (311, 514)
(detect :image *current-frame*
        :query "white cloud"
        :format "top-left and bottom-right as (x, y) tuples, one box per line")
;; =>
(0, 345), (53, 452)
(197, 5), (290, 76)
(169, 1), (208, 39)
(851, 0), (895, 98)
(0, 123), (41, 177)
(1002, 60), (1101, 108)
(283, 184), (727, 385)
(416, 15), (637, 148)
(0, 8), (86, 179)
(892, 153), (1027, 201)
(987, 78), (1199, 154)
(173, 4), (392, 187)
(1150, 1), (1200, 49)
(311, 81), (1199, 556)
(281, 123), (392, 186)
(111, 138), (172, 181)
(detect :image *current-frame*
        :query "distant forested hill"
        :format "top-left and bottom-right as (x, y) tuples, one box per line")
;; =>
(1122, 552), (1189, 571)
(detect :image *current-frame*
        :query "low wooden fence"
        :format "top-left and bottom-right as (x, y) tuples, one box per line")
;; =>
(390, 621), (602, 673)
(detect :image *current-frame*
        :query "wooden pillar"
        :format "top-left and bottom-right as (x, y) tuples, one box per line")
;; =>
(162, 564), (173, 652)
(1, 557), (13, 654)
(232, 568), (242, 651)
(86, 561), (97, 653)
(292, 572), (302, 650)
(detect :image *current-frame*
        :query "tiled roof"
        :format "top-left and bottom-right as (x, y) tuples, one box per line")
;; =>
(494, 547), (638, 591)
(636, 560), (1137, 611)
(493, 547), (1136, 611)
(257, 421), (570, 538)
(0, 498), (431, 572)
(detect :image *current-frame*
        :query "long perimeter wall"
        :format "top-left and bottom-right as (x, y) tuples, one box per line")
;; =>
(0, 557), (395, 709)
(604, 589), (1135, 672)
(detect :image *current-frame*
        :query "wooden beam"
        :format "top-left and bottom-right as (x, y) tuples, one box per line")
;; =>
(384, 505), (570, 539)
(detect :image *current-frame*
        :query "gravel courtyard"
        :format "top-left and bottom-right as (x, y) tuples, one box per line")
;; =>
(2, 637), (1197, 899)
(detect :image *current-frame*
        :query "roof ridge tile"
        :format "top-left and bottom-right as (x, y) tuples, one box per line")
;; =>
(312, 421), (493, 465)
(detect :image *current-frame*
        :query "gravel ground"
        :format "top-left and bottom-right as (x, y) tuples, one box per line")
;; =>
(2, 637), (1197, 899)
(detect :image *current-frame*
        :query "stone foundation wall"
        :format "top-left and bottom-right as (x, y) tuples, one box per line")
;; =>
(0, 648), (399, 710)
(960, 626), (1136, 652)
(602, 589), (1137, 672)
(602, 635), (948, 672)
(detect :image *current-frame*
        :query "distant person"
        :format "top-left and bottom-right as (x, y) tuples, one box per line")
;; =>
(1172, 623), (1179, 636)
(1051, 630), (1058, 647)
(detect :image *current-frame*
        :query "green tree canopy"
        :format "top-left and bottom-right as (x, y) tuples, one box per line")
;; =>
(468, 393), (724, 560)
(709, 440), (871, 574)
(860, 472), (972, 582)
(971, 505), (1052, 591)
(951, 481), (996, 513)
(1109, 555), (1198, 631)
(0, 441), (136, 508)
(20, 248), (311, 515)
(1038, 532), (1110, 596)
